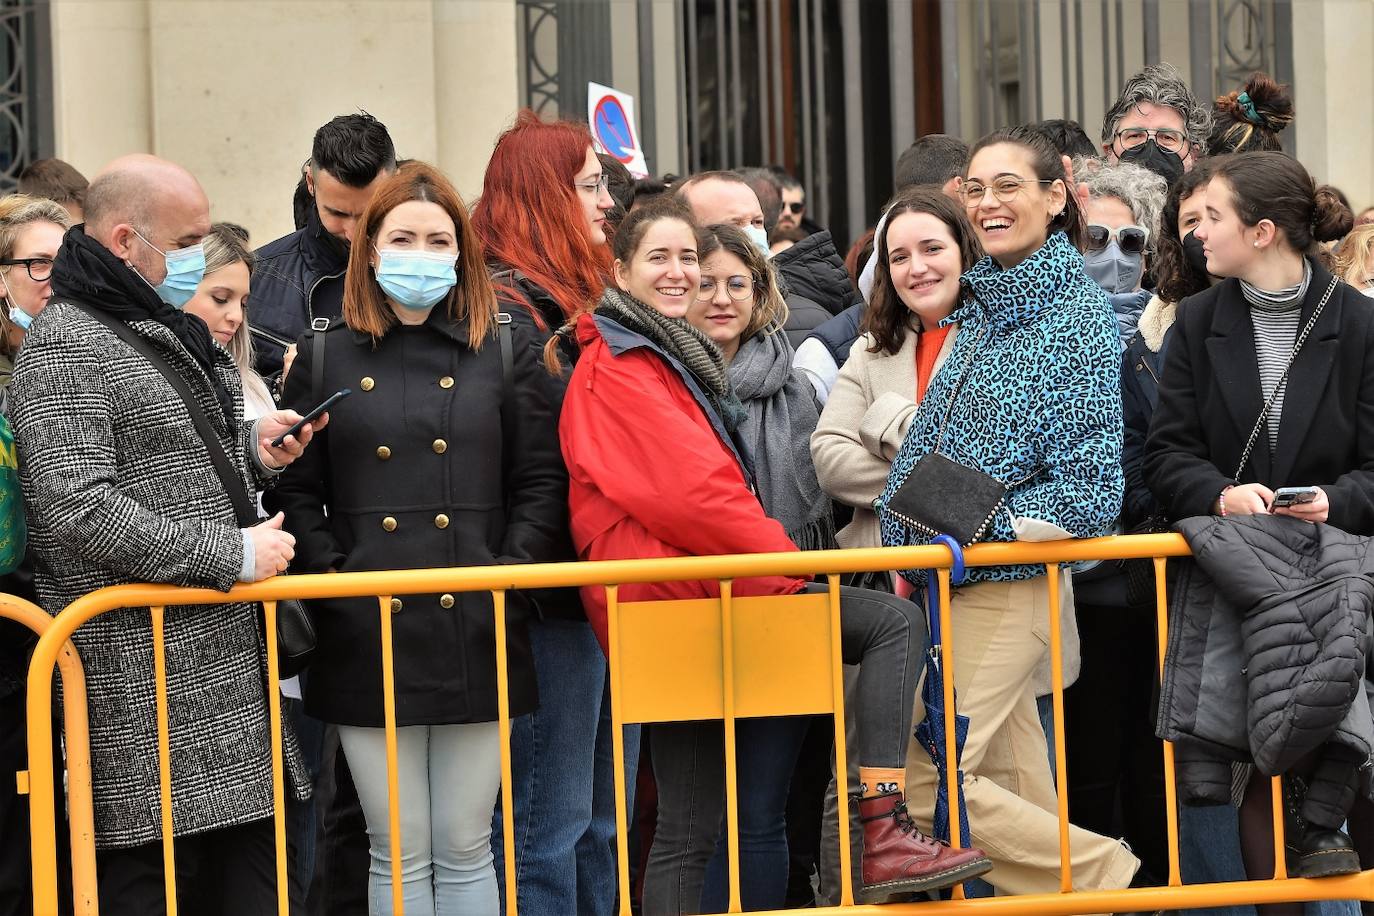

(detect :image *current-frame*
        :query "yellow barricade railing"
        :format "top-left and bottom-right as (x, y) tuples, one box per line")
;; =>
(0, 594), (95, 915)
(23, 534), (1374, 915)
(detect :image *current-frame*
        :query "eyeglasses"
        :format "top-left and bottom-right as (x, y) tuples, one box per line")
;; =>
(573, 174), (610, 194)
(782, 202), (804, 214)
(1085, 224), (1150, 254)
(958, 177), (1056, 207)
(1113, 127), (1189, 155)
(697, 275), (755, 301)
(0, 257), (53, 282)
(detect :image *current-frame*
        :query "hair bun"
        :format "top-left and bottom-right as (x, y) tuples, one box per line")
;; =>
(1312, 184), (1355, 243)
(1229, 73), (1294, 132)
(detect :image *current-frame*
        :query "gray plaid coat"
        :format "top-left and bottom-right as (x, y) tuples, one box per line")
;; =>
(10, 299), (308, 849)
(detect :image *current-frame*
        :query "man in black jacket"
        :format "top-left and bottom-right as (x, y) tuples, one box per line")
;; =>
(251, 113), (396, 379)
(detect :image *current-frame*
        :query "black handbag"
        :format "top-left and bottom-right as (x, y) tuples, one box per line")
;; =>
(75, 303), (316, 677)
(885, 326), (1020, 547)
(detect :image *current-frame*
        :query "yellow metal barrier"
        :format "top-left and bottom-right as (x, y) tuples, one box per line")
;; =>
(22, 534), (1374, 915)
(0, 594), (95, 915)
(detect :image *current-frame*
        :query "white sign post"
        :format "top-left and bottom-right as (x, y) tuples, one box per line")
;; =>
(587, 82), (649, 179)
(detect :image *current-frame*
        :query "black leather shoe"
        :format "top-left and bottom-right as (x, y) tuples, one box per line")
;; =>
(1295, 827), (1361, 878)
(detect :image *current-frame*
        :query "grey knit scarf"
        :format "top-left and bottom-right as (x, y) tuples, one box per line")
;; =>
(595, 287), (747, 430)
(729, 329), (836, 550)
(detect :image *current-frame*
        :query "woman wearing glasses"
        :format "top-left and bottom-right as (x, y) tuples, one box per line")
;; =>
(1061, 159), (1172, 882)
(470, 110), (623, 916)
(879, 126), (1141, 895)
(0, 195), (71, 391)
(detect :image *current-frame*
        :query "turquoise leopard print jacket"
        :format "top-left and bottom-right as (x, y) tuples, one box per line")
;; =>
(879, 231), (1124, 585)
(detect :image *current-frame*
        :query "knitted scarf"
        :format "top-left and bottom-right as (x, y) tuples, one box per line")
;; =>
(595, 287), (747, 431)
(729, 329), (836, 550)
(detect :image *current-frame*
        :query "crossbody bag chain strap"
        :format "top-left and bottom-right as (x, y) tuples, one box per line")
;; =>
(1232, 275), (1338, 483)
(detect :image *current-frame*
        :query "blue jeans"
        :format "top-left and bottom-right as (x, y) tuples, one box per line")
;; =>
(1177, 805), (1359, 916)
(338, 723), (501, 916)
(285, 695), (326, 907)
(697, 717), (811, 913)
(492, 619), (640, 916)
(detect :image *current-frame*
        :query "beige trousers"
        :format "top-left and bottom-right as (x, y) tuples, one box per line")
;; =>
(904, 576), (1139, 896)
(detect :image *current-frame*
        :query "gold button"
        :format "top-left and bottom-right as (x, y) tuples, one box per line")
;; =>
(381, 516), (397, 532)
(434, 513), (450, 529)
(390, 598), (403, 613)
(439, 376), (454, 389)
(432, 439), (447, 454)
(439, 594), (455, 609)
(376, 445), (392, 460)
(360, 377), (375, 392)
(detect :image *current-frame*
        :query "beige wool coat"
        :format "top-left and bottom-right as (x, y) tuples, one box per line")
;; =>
(811, 325), (956, 549)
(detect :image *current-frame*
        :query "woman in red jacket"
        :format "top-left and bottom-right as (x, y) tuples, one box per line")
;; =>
(557, 200), (991, 910)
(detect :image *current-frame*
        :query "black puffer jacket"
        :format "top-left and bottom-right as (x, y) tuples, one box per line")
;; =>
(1158, 514), (1374, 804)
(249, 206), (350, 378)
(772, 231), (860, 350)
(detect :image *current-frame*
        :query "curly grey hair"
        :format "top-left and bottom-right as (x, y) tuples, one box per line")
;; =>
(1101, 62), (1212, 152)
(1075, 159), (1169, 254)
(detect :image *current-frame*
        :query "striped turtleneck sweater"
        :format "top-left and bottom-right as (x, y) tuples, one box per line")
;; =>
(1242, 261), (1311, 454)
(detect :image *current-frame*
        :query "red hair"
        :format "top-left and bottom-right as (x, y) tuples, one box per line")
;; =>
(472, 110), (612, 327)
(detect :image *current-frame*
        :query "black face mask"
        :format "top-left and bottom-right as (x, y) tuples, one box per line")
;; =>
(1182, 229), (1209, 276)
(1120, 139), (1185, 186)
(308, 199), (351, 265)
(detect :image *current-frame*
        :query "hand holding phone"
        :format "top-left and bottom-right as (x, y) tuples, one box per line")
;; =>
(1271, 486), (1320, 509)
(271, 388), (351, 448)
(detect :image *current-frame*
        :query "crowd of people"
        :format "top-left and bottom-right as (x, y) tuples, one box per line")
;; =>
(1, 59), (1374, 916)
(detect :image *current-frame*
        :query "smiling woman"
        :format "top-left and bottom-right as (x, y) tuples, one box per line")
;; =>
(878, 126), (1136, 896)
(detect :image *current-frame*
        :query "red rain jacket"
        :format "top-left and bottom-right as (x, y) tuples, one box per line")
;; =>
(560, 312), (805, 652)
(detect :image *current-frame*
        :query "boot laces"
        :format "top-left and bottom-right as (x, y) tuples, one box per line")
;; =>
(890, 800), (950, 848)
(890, 801), (925, 838)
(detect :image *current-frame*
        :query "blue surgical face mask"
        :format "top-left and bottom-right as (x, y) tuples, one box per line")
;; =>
(744, 225), (771, 259)
(132, 229), (206, 308)
(373, 248), (459, 310)
(0, 275), (29, 330)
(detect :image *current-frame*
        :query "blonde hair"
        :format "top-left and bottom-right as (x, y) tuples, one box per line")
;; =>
(1334, 224), (1374, 289)
(199, 223), (274, 410)
(0, 194), (71, 263)
(0, 194), (72, 354)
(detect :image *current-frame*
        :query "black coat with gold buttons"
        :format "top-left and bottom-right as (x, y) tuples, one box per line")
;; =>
(265, 308), (567, 727)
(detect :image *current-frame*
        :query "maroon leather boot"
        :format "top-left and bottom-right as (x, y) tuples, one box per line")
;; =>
(856, 790), (993, 903)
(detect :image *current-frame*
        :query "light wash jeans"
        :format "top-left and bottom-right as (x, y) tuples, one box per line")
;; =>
(338, 722), (501, 916)
(493, 618), (640, 916)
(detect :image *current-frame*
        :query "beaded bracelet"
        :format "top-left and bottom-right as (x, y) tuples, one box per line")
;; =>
(1218, 485), (1234, 518)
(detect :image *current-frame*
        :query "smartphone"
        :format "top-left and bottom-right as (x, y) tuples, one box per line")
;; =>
(270, 388), (351, 448)
(1271, 486), (1320, 509)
